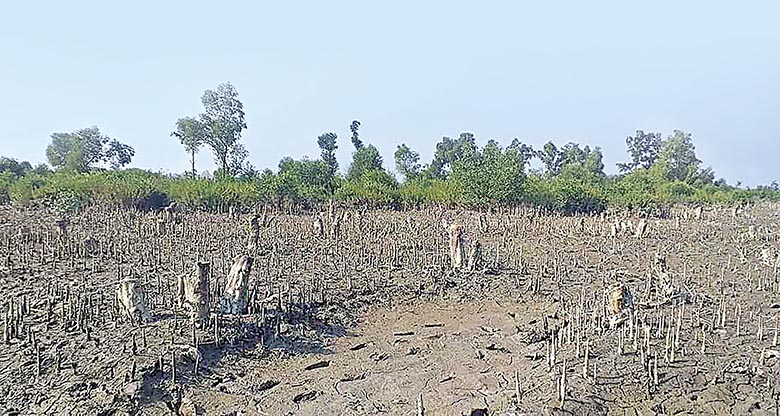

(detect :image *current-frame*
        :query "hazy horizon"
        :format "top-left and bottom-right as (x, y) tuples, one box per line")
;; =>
(1, 1), (778, 186)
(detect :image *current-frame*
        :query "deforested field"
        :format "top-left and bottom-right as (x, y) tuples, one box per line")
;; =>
(1, 203), (779, 415)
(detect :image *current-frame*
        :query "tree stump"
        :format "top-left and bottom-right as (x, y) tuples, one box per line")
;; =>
(247, 214), (261, 253)
(313, 213), (325, 237)
(156, 218), (167, 236)
(177, 262), (210, 327)
(116, 279), (149, 325)
(164, 203), (178, 224)
(608, 284), (633, 328)
(221, 255), (254, 315)
(467, 240), (482, 272)
(447, 223), (465, 271)
(55, 219), (68, 238)
(634, 219), (647, 238)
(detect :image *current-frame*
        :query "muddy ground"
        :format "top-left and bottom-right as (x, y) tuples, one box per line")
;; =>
(1, 203), (779, 415)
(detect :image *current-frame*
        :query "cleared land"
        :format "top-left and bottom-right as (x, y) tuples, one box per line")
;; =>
(1, 203), (779, 415)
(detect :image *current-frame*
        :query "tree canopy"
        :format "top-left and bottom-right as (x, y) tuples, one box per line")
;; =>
(173, 82), (248, 177)
(45, 126), (134, 172)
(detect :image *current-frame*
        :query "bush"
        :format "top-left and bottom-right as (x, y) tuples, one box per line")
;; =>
(2, 164), (779, 215)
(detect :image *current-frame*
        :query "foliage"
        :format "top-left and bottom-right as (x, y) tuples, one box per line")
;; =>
(171, 116), (206, 176)
(350, 120), (362, 150)
(347, 145), (384, 181)
(45, 126), (134, 172)
(3, 125), (779, 213)
(394, 144), (421, 181)
(336, 169), (399, 206)
(652, 130), (704, 184)
(427, 133), (478, 179)
(173, 82), (248, 176)
(317, 132), (339, 176)
(450, 140), (528, 206)
(617, 130), (663, 172)
(537, 142), (604, 177)
(274, 157), (331, 204)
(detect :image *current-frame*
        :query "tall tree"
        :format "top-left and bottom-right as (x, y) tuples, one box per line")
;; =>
(346, 120), (385, 181)
(171, 116), (206, 176)
(451, 140), (527, 205)
(428, 133), (478, 178)
(350, 120), (362, 150)
(200, 83), (248, 176)
(583, 146), (605, 176)
(394, 144), (421, 181)
(536, 142), (561, 175)
(276, 156), (331, 202)
(317, 132), (339, 176)
(508, 139), (536, 166)
(105, 140), (136, 170)
(46, 126), (134, 172)
(653, 130), (707, 183)
(617, 130), (662, 172)
(317, 132), (339, 195)
(537, 141), (604, 177)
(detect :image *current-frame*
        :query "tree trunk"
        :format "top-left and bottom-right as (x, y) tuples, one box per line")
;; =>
(190, 149), (196, 177)
(220, 155), (229, 176)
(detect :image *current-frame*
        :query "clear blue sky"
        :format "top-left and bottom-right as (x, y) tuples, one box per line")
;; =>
(1, 1), (778, 186)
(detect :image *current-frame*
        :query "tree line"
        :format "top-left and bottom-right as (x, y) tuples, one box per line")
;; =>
(1, 82), (778, 213)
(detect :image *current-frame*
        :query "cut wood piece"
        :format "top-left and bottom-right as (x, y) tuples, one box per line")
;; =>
(116, 279), (149, 325)
(447, 223), (465, 270)
(220, 255), (254, 315)
(178, 261), (210, 327)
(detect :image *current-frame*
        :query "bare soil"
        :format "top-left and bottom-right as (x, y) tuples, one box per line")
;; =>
(1, 203), (779, 415)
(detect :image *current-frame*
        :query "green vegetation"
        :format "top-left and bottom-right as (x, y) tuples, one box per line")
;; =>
(1, 83), (778, 214)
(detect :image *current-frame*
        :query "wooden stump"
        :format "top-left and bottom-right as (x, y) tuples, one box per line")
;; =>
(247, 214), (261, 253)
(313, 213), (325, 237)
(221, 255), (254, 315)
(177, 262), (210, 327)
(116, 279), (149, 325)
(447, 223), (465, 271)
(467, 240), (482, 272)
(164, 202), (178, 224)
(634, 219), (647, 238)
(608, 284), (633, 328)
(55, 219), (68, 238)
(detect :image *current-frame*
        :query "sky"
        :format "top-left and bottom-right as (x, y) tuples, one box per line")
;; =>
(1, 1), (778, 186)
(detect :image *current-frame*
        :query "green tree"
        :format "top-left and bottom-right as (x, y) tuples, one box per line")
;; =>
(394, 143), (421, 180)
(275, 157), (331, 202)
(508, 139), (535, 163)
(617, 130), (662, 172)
(105, 140), (136, 169)
(537, 142), (604, 177)
(0, 157), (33, 178)
(451, 140), (527, 205)
(176, 82), (248, 177)
(653, 130), (705, 183)
(583, 146), (605, 176)
(317, 132), (339, 176)
(171, 116), (206, 176)
(536, 142), (562, 175)
(347, 145), (383, 181)
(317, 132), (339, 195)
(350, 120), (362, 150)
(45, 126), (134, 172)
(427, 133), (478, 178)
